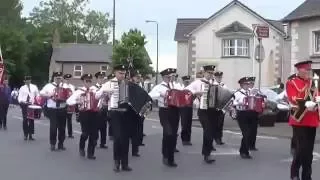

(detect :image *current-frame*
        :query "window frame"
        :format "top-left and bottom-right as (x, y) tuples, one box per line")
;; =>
(222, 38), (250, 58)
(73, 65), (83, 78)
(100, 64), (109, 73)
(314, 31), (320, 54)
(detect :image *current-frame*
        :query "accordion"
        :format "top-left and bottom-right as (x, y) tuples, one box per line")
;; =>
(244, 95), (264, 113)
(165, 89), (193, 107)
(53, 87), (69, 102)
(207, 84), (234, 110)
(78, 91), (99, 112)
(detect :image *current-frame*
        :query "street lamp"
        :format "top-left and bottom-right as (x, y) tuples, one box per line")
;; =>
(145, 20), (159, 84)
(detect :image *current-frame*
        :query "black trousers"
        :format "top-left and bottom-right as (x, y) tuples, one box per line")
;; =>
(137, 116), (145, 144)
(248, 112), (259, 149)
(237, 111), (255, 155)
(0, 103), (9, 128)
(79, 111), (99, 156)
(98, 107), (108, 146)
(214, 110), (225, 141)
(110, 110), (130, 165)
(127, 109), (140, 154)
(159, 107), (179, 163)
(198, 109), (218, 156)
(66, 113), (73, 136)
(290, 126), (316, 180)
(20, 104), (35, 136)
(180, 106), (193, 143)
(291, 126), (297, 150)
(48, 108), (67, 146)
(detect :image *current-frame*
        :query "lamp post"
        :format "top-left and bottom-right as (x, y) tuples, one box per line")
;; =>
(145, 20), (159, 84)
(112, 0), (116, 47)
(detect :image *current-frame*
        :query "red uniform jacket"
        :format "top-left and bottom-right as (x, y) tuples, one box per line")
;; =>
(286, 76), (319, 127)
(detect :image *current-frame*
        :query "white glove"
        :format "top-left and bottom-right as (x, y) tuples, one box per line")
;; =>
(315, 96), (320, 103)
(305, 101), (316, 110)
(277, 104), (289, 110)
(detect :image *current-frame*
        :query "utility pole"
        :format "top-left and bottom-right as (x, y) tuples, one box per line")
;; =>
(112, 0), (116, 47)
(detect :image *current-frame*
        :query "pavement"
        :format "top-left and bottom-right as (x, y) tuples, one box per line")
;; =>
(1, 106), (320, 180)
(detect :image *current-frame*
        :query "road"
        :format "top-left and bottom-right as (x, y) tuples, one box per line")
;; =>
(1, 107), (320, 180)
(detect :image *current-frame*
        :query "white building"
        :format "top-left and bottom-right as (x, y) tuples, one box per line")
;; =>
(174, 0), (286, 89)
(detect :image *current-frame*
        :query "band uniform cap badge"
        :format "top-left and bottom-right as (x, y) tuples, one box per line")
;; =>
(63, 74), (72, 79)
(81, 73), (93, 80)
(113, 64), (126, 71)
(53, 72), (63, 77)
(95, 71), (106, 78)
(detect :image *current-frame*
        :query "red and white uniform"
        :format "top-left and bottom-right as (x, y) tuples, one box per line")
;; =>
(286, 76), (319, 127)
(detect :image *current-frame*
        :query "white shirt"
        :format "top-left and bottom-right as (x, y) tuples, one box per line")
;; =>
(276, 91), (287, 101)
(148, 81), (171, 108)
(96, 77), (123, 110)
(185, 78), (212, 109)
(18, 84), (39, 104)
(40, 82), (66, 109)
(62, 83), (75, 92)
(92, 83), (107, 108)
(66, 86), (97, 106)
(233, 88), (248, 110)
(171, 81), (183, 90)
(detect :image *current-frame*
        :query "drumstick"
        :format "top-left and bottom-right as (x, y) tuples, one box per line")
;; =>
(313, 73), (320, 119)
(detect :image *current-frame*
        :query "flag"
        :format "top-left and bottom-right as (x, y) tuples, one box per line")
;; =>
(0, 45), (5, 84)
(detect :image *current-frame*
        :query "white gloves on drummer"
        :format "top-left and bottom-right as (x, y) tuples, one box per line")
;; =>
(315, 96), (320, 103)
(305, 101), (317, 110)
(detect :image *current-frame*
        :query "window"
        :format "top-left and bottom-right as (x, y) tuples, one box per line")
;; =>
(73, 65), (83, 78)
(100, 65), (109, 73)
(222, 39), (249, 57)
(314, 31), (320, 54)
(283, 23), (289, 38)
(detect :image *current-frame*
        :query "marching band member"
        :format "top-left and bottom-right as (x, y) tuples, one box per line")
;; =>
(129, 70), (143, 156)
(0, 75), (11, 130)
(233, 77), (254, 159)
(180, 75), (193, 146)
(18, 76), (39, 140)
(96, 65), (132, 172)
(286, 60), (319, 180)
(247, 76), (259, 151)
(213, 71), (227, 145)
(63, 74), (75, 138)
(185, 65), (216, 164)
(67, 73), (99, 160)
(149, 68), (180, 167)
(106, 73), (115, 140)
(40, 72), (67, 151)
(94, 71), (108, 149)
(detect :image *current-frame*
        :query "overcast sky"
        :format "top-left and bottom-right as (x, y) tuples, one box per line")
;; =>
(22, 0), (304, 71)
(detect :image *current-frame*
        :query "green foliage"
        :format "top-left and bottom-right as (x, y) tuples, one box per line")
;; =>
(0, 0), (23, 24)
(112, 29), (154, 75)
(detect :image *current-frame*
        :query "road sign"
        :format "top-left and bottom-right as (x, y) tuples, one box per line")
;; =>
(252, 24), (270, 38)
(255, 44), (265, 63)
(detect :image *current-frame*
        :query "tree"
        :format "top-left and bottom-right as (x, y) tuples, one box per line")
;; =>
(0, 0), (23, 25)
(29, 0), (111, 44)
(112, 29), (154, 75)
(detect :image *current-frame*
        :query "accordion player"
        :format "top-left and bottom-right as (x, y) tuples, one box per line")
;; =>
(66, 73), (100, 159)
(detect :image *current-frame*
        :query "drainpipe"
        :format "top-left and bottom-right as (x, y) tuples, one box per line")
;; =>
(252, 37), (255, 76)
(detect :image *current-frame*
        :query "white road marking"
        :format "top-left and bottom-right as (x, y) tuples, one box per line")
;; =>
(281, 152), (320, 162)
(145, 118), (279, 140)
(12, 116), (81, 134)
(187, 148), (239, 156)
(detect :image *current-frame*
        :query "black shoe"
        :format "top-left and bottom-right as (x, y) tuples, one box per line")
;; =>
(216, 139), (225, 145)
(28, 135), (35, 141)
(204, 156), (216, 164)
(58, 144), (66, 151)
(132, 153), (140, 157)
(3, 126), (7, 130)
(240, 154), (252, 159)
(68, 135), (74, 139)
(113, 160), (120, 172)
(109, 136), (114, 141)
(139, 143), (145, 146)
(212, 147), (217, 151)
(174, 149), (180, 153)
(100, 144), (108, 149)
(24, 136), (28, 141)
(143, 134), (146, 137)
(87, 155), (96, 160)
(167, 162), (178, 167)
(50, 145), (56, 151)
(121, 165), (132, 171)
(182, 141), (192, 146)
(79, 149), (85, 157)
(291, 177), (300, 180)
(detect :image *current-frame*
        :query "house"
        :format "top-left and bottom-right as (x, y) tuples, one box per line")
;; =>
(282, 0), (320, 76)
(174, 0), (286, 89)
(49, 43), (113, 85)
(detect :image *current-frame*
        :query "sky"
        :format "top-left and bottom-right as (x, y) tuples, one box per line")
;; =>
(21, 0), (304, 71)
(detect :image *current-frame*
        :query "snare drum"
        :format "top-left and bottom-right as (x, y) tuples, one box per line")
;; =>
(27, 105), (42, 120)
